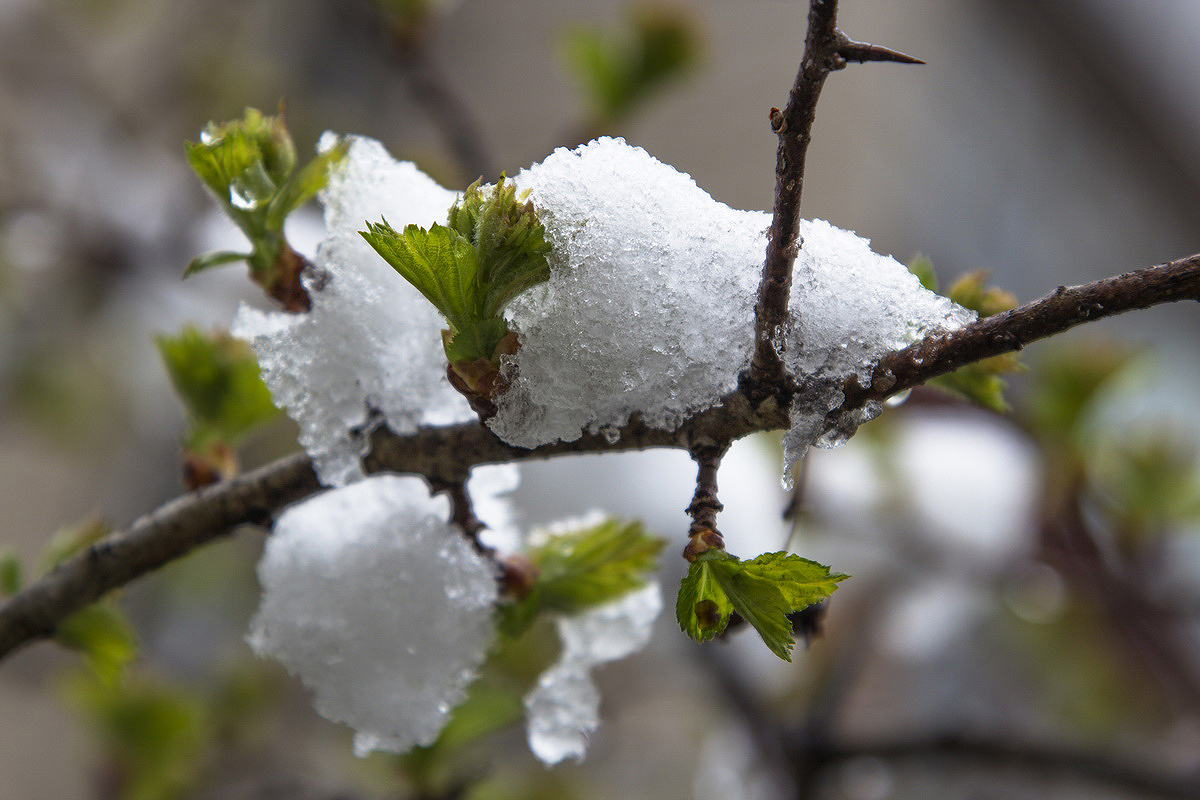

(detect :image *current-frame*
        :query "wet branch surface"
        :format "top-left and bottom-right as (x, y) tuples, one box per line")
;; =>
(1, 253), (1196, 661)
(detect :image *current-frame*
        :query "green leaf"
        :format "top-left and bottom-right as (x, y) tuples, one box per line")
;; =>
(563, 6), (701, 124)
(930, 355), (1023, 413)
(183, 250), (250, 279)
(675, 551), (736, 642)
(498, 518), (664, 637)
(444, 318), (510, 366)
(446, 176), (551, 319)
(0, 551), (21, 595)
(265, 136), (349, 230)
(741, 552), (850, 609)
(946, 269), (1018, 318)
(361, 220), (483, 333)
(677, 551), (847, 661)
(56, 602), (138, 685)
(63, 672), (206, 800)
(40, 517), (111, 573)
(156, 326), (279, 448)
(907, 254), (938, 292)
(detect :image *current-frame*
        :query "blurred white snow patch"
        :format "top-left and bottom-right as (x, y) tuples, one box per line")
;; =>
(882, 578), (987, 661)
(247, 475), (498, 756)
(718, 435), (792, 557)
(808, 411), (1038, 566)
(492, 138), (764, 448)
(233, 135), (473, 486)
(469, 463), (522, 553)
(893, 411), (1039, 562)
(783, 221), (974, 472)
(695, 724), (787, 800)
(525, 583), (662, 765)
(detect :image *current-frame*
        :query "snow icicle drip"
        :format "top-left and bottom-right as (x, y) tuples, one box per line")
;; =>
(524, 583), (662, 764)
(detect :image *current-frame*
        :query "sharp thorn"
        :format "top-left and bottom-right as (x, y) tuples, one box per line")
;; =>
(839, 38), (925, 65)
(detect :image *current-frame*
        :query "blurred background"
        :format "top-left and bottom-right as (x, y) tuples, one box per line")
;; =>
(2, 0), (1200, 798)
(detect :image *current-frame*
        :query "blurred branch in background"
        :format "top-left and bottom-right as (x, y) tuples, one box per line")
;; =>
(373, 0), (497, 182)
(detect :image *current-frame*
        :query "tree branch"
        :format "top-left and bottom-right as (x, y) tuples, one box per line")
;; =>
(1, 255), (1197, 662)
(748, 0), (923, 389)
(810, 733), (1200, 799)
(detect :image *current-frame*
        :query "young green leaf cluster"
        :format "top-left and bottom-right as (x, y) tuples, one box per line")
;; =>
(498, 518), (664, 637)
(184, 108), (347, 310)
(360, 177), (551, 412)
(156, 326), (280, 486)
(677, 551), (847, 661)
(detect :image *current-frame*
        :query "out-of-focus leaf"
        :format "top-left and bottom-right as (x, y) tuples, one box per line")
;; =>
(156, 326), (279, 449)
(63, 672), (206, 800)
(182, 250), (249, 279)
(906, 253), (938, 292)
(56, 602), (138, 685)
(1089, 431), (1200, 540)
(563, 4), (702, 125)
(946, 269), (1018, 318)
(0, 550), (21, 595)
(497, 518), (664, 637)
(40, 517), (111, 573)
(930, 353), (1024, 413)
(912, 261), (1024, 411)
(1023, 344), (1133, 439)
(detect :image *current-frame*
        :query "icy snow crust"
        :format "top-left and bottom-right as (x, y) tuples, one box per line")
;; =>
(238, 134), (970, 481)
(247, 475), (498, 756)
(524, 583), (662, 764)
(781, 219), (975, 469)
(233, 136), (474, 486)
(491, 140), (764, 446)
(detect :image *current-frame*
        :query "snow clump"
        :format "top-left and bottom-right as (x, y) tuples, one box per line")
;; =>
(238, 134), (970, 482)
(246, 474), (498, 756)
(494, 138), (971, 457)
(232, 135), (474, 486)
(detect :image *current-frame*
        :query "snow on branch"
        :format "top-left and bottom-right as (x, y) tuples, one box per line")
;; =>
(1, 254), (1197, 662)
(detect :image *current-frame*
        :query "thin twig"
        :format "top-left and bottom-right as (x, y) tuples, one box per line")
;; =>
(389, 20), (495, 182)
(1, 255), (1197, 661)
(748, 0), (923, 390)
(809, 733), (1200, 799)
(683, 444), (728, 560)
(834, 253), (1200, 414)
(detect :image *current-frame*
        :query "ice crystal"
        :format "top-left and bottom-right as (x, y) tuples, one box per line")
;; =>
(246, 475), (498, 756)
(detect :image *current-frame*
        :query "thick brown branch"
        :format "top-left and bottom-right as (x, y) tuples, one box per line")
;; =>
(1, 255), (1196, 662)
(749, 1), (922, 390)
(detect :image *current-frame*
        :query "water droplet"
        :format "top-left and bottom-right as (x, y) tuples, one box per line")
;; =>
(229, 184), (262, 211)
(199, 129), (217, 145)
(884, 388), (911, 408)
